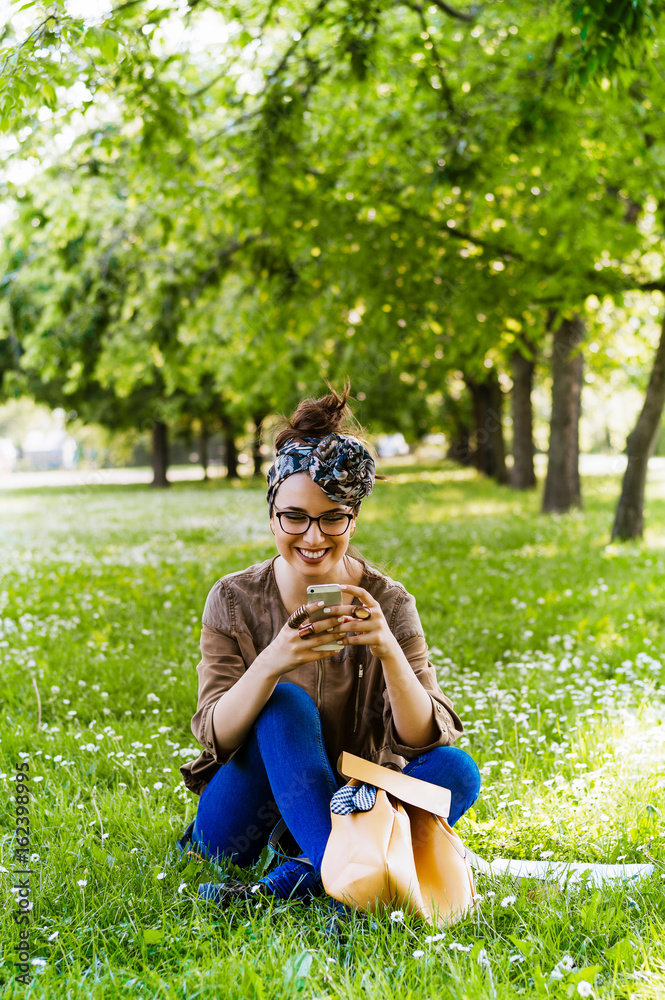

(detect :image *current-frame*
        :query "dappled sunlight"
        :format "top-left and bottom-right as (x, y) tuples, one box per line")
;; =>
(639, 529), (665, 551)
(506, 542), (562, 559)
(418, 500), (527, 520)
(485, 703), (665, 854)
(381, 467), (482, 485)
(440, 634), (665, 863)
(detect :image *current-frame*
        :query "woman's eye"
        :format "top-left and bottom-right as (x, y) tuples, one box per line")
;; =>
(285, 514), (307, 523)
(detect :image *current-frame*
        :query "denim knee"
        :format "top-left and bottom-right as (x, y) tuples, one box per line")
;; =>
(437, 746), (481, 804)
(256, 681), (316, 724)
(406, 745), (481, 806)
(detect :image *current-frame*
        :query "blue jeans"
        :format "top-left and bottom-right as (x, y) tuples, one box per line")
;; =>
(190, 682), (481, 873)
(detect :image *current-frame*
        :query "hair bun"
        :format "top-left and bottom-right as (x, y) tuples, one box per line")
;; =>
(274, 377), (360, 452)
(266, 377), (391, 516)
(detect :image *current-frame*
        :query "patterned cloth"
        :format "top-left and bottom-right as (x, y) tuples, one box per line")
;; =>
(266, 433), (376, 512)
(330, 782), (377, 815)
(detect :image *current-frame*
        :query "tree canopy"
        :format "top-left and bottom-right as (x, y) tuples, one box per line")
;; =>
(2, 0), (665, 476)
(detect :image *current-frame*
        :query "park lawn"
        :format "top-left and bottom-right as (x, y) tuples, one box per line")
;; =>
(1, 459), (664, 1000)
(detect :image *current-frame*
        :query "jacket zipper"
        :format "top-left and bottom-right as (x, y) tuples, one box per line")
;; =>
(353, 662), (364, 732)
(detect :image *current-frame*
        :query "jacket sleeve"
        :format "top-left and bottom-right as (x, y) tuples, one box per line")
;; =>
(383, 588), (464, 759)
(190, 582), (248, 766)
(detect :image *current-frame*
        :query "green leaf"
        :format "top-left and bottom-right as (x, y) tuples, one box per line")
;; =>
(255, 842), (275, 878)
(41, 82), (56, 108)
(284, 951), (313, 982)
(470, 940), (486, 961)
(532, 964), (549, 994)
(568, 965), (602, 984)
(509, 934), (535, 958)
(142, 928), (163, 945)
(606, 936), (634, 968)
(82, 26), (120, 63)
(241, 967), (266, 998)
(180, 858), (201, 881)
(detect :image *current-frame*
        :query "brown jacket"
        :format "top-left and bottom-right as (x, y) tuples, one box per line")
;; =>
(179, 554), (463, 796)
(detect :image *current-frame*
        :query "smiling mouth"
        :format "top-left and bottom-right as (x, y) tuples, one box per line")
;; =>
(296, 548), (331, 561)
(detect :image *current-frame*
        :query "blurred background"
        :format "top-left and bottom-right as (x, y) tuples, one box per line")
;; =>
(2, 0), (665, 537)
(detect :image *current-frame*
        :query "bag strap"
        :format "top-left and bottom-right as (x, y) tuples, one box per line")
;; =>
(337, 751), (451, 819)
(268, 819), (314, 868)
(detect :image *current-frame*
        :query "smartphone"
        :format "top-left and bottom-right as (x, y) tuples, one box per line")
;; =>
(306, 583), (343, 652)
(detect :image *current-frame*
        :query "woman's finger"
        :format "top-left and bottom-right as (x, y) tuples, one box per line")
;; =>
(338, 584), (379, 608)
(336, 619), (372, 632)
(299, 620), (346, 635)
(337, 633), (370, 645)
(314, 603), (358, 618)
(295, 622), (341, 643)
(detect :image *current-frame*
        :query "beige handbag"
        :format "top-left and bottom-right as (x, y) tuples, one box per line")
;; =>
(320, 752), (477, 928)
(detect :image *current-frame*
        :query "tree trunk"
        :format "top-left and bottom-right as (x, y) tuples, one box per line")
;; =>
(444, 397), (474, 466)
(612, 312), (665, 540)
(200, 421), (209, 481)
(466, 372), (509, 484)
(542, 315), (584, 512)
(510, 339), (537, 489)
(220, 416), (239, 479)
(446, 424), (474, 466)
(151, 421), (170, 488)
(252, 412), (266, 478)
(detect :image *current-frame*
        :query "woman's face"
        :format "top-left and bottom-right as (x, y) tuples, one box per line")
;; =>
(270, 473), (357, 580)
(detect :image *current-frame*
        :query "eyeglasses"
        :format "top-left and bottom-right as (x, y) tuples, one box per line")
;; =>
(274, 507), (354, 536)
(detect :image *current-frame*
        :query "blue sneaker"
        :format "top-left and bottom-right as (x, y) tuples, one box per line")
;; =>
(257, 858), (323, 901)
(197, 859), (323, 909)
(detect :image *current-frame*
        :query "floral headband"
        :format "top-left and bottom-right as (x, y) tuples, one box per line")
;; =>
(266, 433), (376, 512)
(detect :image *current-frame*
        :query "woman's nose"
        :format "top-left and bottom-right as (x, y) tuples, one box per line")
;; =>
(302, 521), (327, 545)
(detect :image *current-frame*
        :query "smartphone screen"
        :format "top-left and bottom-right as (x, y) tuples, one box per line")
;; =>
(306, 584), (342, 651)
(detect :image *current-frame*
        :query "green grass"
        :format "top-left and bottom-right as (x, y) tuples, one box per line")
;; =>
(1, 459), (664, 999)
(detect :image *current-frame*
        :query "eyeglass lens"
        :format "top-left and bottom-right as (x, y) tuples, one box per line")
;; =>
(277, 512), (351, 535)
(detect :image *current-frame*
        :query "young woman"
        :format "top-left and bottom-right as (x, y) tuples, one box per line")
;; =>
(177, 382), (480, 906)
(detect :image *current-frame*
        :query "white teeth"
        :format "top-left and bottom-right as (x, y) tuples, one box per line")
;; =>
(298, 549), (327, 559)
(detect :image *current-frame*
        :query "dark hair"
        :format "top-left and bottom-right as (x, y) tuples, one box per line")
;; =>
(273, 376), (361, 452)
(268, 377), (390, 521)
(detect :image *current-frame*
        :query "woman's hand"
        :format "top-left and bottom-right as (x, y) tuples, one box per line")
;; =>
(258, 599), (348, 679)
(330, 584), (401, 661)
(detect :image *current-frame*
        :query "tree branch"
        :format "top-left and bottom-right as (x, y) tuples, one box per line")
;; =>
(187, 69), (229, 99)
(407, 1), (456, 115)
(426, 0), (478, 23)
(193, 1), (333, 155)
(265, 0), (330, 83)
(109, 0), (146, 16)
(541, 31), (564, 95)
(382, 192), (524, 259)
(0, 14), (58, 77)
